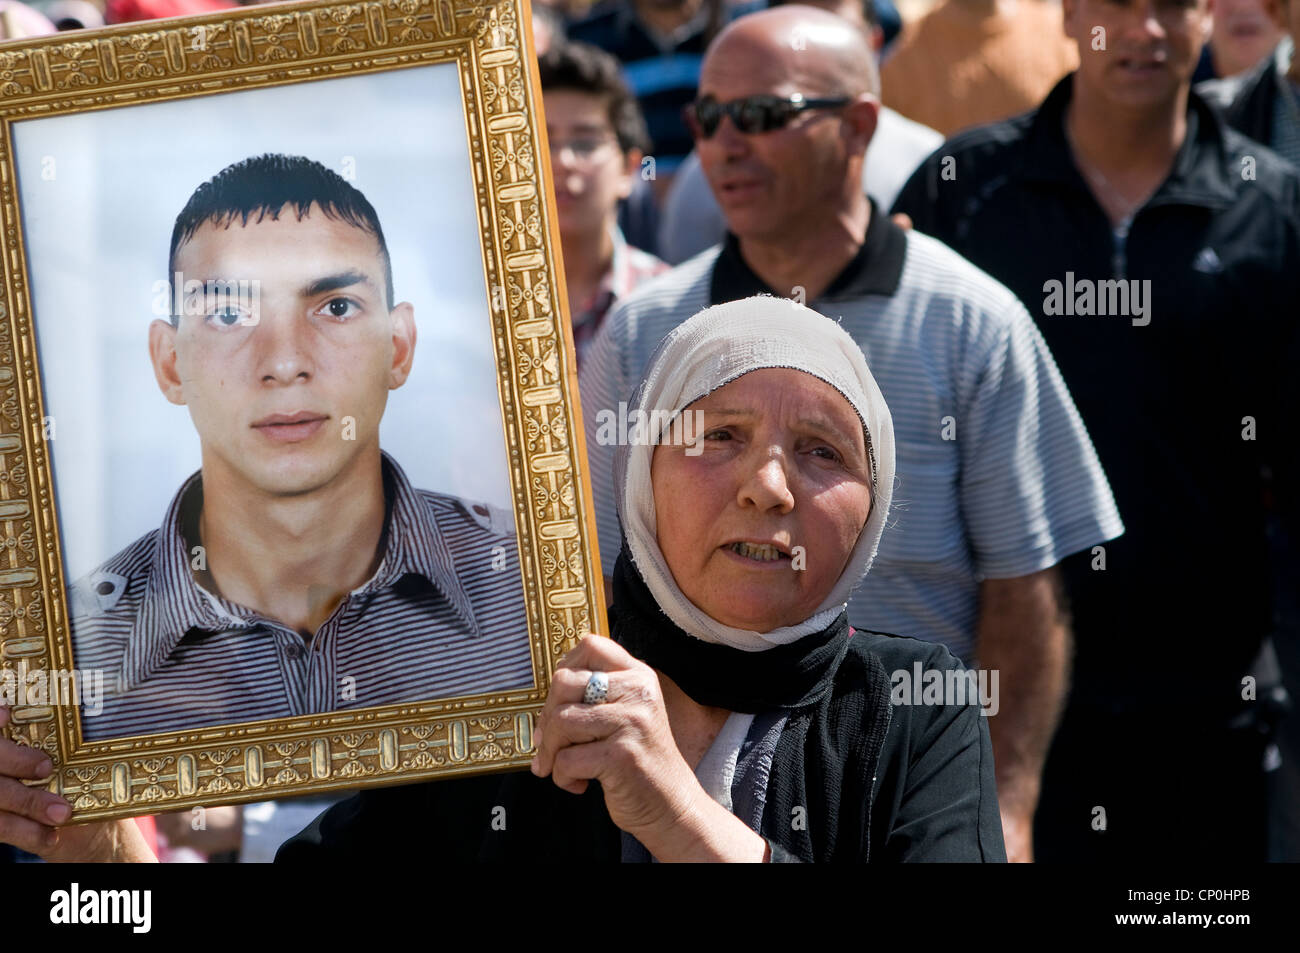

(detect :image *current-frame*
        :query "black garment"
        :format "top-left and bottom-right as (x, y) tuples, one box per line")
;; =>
(893, 73), (1300, 706)
(1199, 52), (1300, 863)
(277, 602), (1005, 862)
(618, 177), (661, 258)
(608, 549), (878, 861)
(1034, 698), (1273, 863)
(1197, 52), (1284, 150)
(1191, 44), (1218, 86)
(892, 72), (1300, 861)
(610, 548), (856, 713)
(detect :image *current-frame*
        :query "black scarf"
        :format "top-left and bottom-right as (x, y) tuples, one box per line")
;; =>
(610, 547), (855, 713)
(609, 546), (892, 861)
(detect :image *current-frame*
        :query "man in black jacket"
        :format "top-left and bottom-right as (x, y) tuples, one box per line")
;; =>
(1198, 0), (1300, 862)
(1197, 0), (1300, 168)
(893, 0), (1300, 861)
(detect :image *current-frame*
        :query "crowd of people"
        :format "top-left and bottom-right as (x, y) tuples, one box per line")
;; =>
(0, 0), (1296, 863)
(536, 0), (1300, 865)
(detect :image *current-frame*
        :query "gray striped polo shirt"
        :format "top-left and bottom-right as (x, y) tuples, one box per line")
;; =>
(578, 210), (1123, 664)
(71, 452), (534, 741)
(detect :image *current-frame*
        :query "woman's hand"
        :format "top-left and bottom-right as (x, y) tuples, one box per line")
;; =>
(530, 635), (767, 862)
(0, 706), (156, 862)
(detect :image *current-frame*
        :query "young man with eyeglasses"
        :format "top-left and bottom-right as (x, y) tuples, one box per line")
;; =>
(539, 42), (669, 366)
(579, 5), (1124, 863)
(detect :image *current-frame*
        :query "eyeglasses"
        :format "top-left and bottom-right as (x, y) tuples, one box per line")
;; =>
(548, 135), (619, 166)
(684, 93), (852, 139)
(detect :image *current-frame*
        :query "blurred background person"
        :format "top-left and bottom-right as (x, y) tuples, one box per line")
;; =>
(540, 42), (670, 366)
(880, 0), (1078, 136)
(532, 0), (566, 55)
(1195, 0), (1284, 80)
(1199, 0), (1300, 166)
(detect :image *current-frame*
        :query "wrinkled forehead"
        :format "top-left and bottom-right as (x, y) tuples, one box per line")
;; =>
(683, 362), (852, 412)
(685, 366), (874, 476)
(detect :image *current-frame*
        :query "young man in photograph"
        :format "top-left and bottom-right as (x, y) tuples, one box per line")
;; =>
(69, 153), (533, 741)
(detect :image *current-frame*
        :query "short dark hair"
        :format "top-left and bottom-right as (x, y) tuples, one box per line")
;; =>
(537, 41), (652, 155)
(168, 154), (394, 320)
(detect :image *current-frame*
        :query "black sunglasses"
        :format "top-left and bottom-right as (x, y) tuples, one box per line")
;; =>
(684, 93), (852, 138)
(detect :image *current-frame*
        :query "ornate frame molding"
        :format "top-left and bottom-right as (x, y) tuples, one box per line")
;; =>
(0, 0), (601, 821)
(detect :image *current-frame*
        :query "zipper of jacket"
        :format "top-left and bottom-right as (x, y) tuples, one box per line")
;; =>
(1111, 215), (1132, 281)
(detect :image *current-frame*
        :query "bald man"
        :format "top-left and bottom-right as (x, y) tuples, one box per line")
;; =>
(579, 5), (1123, 862)
(656, 0), (943, 264)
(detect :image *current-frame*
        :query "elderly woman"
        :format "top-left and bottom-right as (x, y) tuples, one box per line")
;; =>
(0, 297), (1004, 862)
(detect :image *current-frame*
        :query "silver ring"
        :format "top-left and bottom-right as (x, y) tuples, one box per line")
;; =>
(582, 671), (609, 705)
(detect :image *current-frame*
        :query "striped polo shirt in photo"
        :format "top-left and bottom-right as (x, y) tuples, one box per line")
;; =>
(579, 205), (1124, 665)
(70, 452), (534, 741)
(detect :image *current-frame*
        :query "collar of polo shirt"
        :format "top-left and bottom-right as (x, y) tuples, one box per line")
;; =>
(709, 196), (908, 306)
(120, 451), (481, 692)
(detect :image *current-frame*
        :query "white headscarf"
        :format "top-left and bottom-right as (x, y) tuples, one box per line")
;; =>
(613, 295), (896, 652)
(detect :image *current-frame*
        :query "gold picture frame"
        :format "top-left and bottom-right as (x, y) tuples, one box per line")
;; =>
(0, 0), (603, 822)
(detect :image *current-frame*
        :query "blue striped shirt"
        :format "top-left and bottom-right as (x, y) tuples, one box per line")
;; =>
(71, 453), (533, 740)
(578, 211), (1123, 663)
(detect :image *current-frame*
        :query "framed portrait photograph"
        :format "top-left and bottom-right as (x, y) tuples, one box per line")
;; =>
(0, 0), (603, 821)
